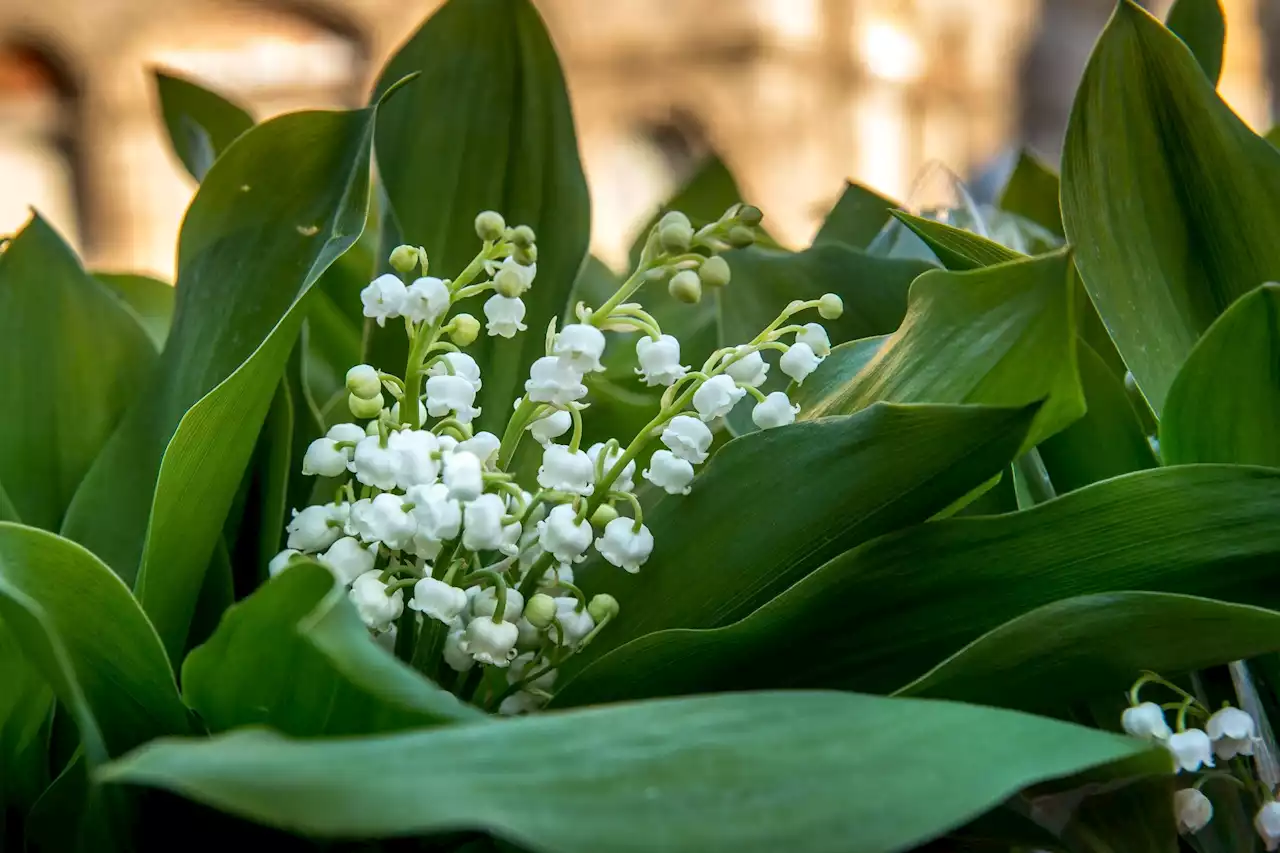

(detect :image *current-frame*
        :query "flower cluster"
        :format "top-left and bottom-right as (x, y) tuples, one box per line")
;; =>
(273, 204), (842, 713)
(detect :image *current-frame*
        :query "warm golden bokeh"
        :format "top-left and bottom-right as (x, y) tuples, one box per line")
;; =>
(0, 0), (1273, 279)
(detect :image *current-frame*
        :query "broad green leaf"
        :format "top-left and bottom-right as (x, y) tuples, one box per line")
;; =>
(1060, 0), (1280, 412)
(183, 563), (479, 736)
(554, 465), (1280, 708)
(101, 691), (1160, 853)
(891, 211), (1018, 270)
(1165, 0), (1225, 84)
(792, 336), (886, 414)
(997, 150), (1063, 236)
(0, 620), (51, 812)
(1268, 126), (1280, 147)
(1161, 283), (1280, 466)
(812, 181), (897, 249)
(94, 272), (175, 350)
(800, 250), (1083, 453)
(62, 106), (377, 660)
(372, 0), (589, 434)
(0, 523), (187, 763)
(1036, 341), (1156, 493)
(0, 216), (155, 532)
(153, 70), (254, 182)
(567, 402), (1037, 674)
(224, 381), (293, 592)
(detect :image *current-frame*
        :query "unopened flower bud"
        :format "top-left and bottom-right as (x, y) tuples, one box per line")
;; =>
(475, 210), (506, 242)
(669, 269), (702, 304)
(449, 313), (480, 346)
(736, 205), (763, 227)
(346, 364), (381, 400)
(698, 255), (731, 288)
(588, 593), (619, 623)
(659, 222), (693, 254)
(817, 292), (844, 320)
(727, 225), (755, 248)
(389, 244), (421, 274)
(524, 593), (557, 629)
(512, 243), (538, 266)
(659, 210), (691, 231)
(348, 392), (383, 419)
(590, 503), (619, 528)
(509, 225), (537, 248)
(494, 265), (527, 298)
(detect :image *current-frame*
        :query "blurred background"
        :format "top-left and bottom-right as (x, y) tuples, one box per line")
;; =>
(0, 0), (1274, 278)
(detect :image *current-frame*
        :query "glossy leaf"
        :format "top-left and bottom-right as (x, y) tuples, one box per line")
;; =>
(183, 563), (479, 736)
(101, 691), (1159, 853)
(62, 106), (377, 659)
(1161, 283), (1280, 467)
(372, 0), (589, 433)
(800, 250), (1083, 453)
(1165, 0), (1224, 84)
(891, 211), (1018, 270)
(0, 620), (51, 812)
(1060, 0), (1280, 412)
(555, 466), (1280, 707)
(0, 216), (155, 532)
(791, 336), (886, 414)
(0, 523), (187, 762)
(154, 70), (254, 182)
(997, 150), (1063, 236)
(94, 272), (175, 351)
(568, 402), (1037, 673)
(812, 181), (897, 249)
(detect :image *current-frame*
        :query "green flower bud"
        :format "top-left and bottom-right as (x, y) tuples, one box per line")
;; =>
(449, 313), (481, 346)
(658, 210), (691, 232)
(474, 210), (506, 242)
(726, 225), (755, 249)
(348, 392), (383, 419)
(509, 225), (537, 248)
(525, 593), (557, 629)
(698, 255), (731, 288)
(512, 243), (538, 266)
(389, 245), (421, 274)
(587, 593), (620, 623)
(590, 503), (619, 529)
(668, 269), (702, 304)
(659, 222), (693, 254)
(346, 364), (382, 399)
(817, 292), (844, 320)
(494, 266), (526, 298)
(736, 204), (763, 227)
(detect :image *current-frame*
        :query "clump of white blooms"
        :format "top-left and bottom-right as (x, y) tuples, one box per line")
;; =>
(272, 203), (840, 713)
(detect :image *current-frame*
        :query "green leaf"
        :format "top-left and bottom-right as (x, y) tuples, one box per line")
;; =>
(371, 0), (589, 434)
(1060, 0), (1280, 412)
(566, 402), (1038, 676)
(1165, 0), (1224, 84)
(800, 250), (1083, 453)
(790, 336), (886, 413)
(101, 691), (1160, 853)
(0, 620), (51, 812)
(1161, 283), (1280, 466)
(1268, 126), (1280, 147)
(153, 69), (254, 182)
(0, 216), (156, 533)
(812, 181), (897, 249)
(62, 106), (377, 660)
(94, 272), (175, 351)
(891, 211), (1018, 270)
(997, 150), (1063, 236)
(554, 465), (1280, 708)
(183, 563), (479, 736)
(0, 523), (187, 763)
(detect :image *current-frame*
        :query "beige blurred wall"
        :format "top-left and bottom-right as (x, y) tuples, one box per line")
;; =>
(0, 0), (1271, 279)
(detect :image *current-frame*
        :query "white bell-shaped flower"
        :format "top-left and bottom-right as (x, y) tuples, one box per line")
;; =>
(537, 444), (595, 496)
(1257, 802), (1280, 851)
(443, 450), (484, 502)
(779, 342), (823, 384)
(457, 432), (501, 468)
(301, 437), (349, 477)
(442, 624), (475, 672)
(526, 356), (587, 406)
(498, 691), (543, 716)
(752, 391), (800, 430)
(1175, 788), (1213, 835)
(553, 323), (606, 373)
(635, 334), (688, 387)
(327, 422), (365, 445)
(660, 415), (713, 464)
(1207, 706), (1257, 759)
(268, 548), (301, 577)
(595, 517), (654, 573)
(319, 536), (377, 585)
(796, 322), (831, 357)
(405, 483), (462, 553)
(471, 587), (524, 623)
(493, 255), (537, 288)
(586, 442), (635, 492)
(483, 294), (527, 338)
(462, 493), (506, 551)
(693, 374), (746, 421)
(499, 519), (523, 557)
(349, 570), (403, 633)
(643, 449), (695, 495)
(508, 651), (557, 691)
(408, 577), (468, 625)
(427, 352), (482, 393)
(350, 435), (399, 490)
(537, 504), (592, 565)
(1166, 728), (1214, 773)
(551, 596), (595, 647)
(1121, 702), (1172, 741)
(363, 493), (416, 551)
(389, 399), (429, 425)
(461, 617), (519, 666)
(425, 374), (480, 424)
(388, 429), (440, 488)
(286, 504), (342, 552)
(726, 349), (769, 386)
(361, 273), (407, 327)
(345, 498), (374, 539)
(403, 276), (450, 325)
(528, 408), (572, 445)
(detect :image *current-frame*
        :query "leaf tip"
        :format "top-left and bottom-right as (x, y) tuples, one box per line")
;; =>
(377, 72), (420, 109)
